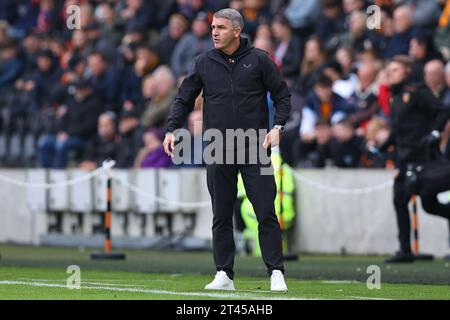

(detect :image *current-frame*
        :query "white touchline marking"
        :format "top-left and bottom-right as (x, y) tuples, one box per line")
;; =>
(4, 279), (393, 300)
(0, 280), (304, 300)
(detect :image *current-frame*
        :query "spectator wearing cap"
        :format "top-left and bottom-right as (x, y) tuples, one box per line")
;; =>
(271, 15), (304, 85)
(155, 14), (190, 66)
(38, 77), (103, 168)
(115, 109), (145, 168)
(141, 65), (177, 129)
(171, 11), (214, 78)
(79, 112), (118, 171)
(134, 127), (172, 168)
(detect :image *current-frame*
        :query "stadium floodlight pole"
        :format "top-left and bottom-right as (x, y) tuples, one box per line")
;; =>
(91, 160), (126, 260)
(410, 195), (433, 261)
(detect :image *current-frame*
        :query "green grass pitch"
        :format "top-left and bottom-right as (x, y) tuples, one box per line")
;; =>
(0, 244), (449, 300)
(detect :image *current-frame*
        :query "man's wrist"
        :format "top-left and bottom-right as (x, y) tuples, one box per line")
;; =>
(431, 130), (440, 139)
(273, 125), (284, 134)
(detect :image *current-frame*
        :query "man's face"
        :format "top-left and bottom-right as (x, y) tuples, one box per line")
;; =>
(88, 54), (107, 77)
(424, 62), (444, 91)
(211, 17), (239, 51)
(98, 115), (116, 139)
(387, 62), (408, 86)
(37, 56), (52, 72)
(315, 84), (333, 102)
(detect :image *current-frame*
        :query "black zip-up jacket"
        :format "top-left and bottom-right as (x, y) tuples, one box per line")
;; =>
(166, 37), (291, 134)
(382, 81), (450, 166)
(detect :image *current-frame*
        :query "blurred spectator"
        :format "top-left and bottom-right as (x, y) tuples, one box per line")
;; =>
(182, 107), (205, 167)
(338, 10), (376, 53)
(298, 74), (355, 164)
(87, 51), (122, 112)
(384, 5), (414, 58)
(134, 127), (172, 168)
(155, 14), (190, 66)
(348, 63), (380, 129)
(361, 116), (393, 168)
(96, 2), (124, 48)
(296, 119), (333, 168)
(115, 109), (144, 168)
(295, 36), (327, 96)
(435, 0), (450, 60)
(284, 0), (320, 38)
(79, 111), (118, 171)
(120, 0), (156, 31)
(445, 61), (450, 108)
(322, 58), (357, 100)
(329, 119), (364, 168)
(409, 29), (441, 82)
(424, 59), (447, 100)
(171, 11), (214, 78)
(141, 65), (177, 129)
(0, 20), (11, 47)
(271, 15), (303, 84)
(404, 0), (441, 29)
(121, 45), (158, 109)
(300, 74), (354, 144)
(38, 78), (103, 168)
(239, 0), (271, 39)
(315, 0), (346, 51)
(0, 39), (24, 92)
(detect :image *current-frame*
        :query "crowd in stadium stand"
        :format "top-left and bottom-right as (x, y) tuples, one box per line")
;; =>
(0, 0), (449, 169)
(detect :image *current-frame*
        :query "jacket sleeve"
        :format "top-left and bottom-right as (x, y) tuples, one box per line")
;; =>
(165, 58), (203, 134)
(260, 52), (292, 127)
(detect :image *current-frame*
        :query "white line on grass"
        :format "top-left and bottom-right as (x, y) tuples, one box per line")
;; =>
(0, 280), (304, 300)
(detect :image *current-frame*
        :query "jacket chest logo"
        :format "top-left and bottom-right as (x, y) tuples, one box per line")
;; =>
(243, 63), (252, 69)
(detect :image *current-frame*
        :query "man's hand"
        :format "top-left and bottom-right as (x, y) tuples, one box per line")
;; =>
(163, 132), (176, 157)
(263, 128), (280, 149)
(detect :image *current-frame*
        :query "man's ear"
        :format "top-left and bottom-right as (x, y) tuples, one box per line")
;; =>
(234, 28), (241, 38)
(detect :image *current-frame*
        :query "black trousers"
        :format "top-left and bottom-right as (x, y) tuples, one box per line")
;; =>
(394, 168), (450, 253)
(206, 163), (284, 279)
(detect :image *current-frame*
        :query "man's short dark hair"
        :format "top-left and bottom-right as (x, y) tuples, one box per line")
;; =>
(315, 74), (333, 87)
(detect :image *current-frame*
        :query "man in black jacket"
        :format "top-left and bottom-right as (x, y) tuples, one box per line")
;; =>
(382, 55), (450, 263)
(164, 8), (291, 291)
(38, 78), (103, 168)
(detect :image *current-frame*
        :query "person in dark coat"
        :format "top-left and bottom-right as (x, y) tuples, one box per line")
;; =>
(38, 78), (103, 168)
(164, 9), (290, 292)
(380, 55), (450, 263)
(79, 111), (118, 171)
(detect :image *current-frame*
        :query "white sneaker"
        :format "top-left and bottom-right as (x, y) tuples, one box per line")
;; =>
(270, 270), (288, 292)
(204, 271), (235, 291)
